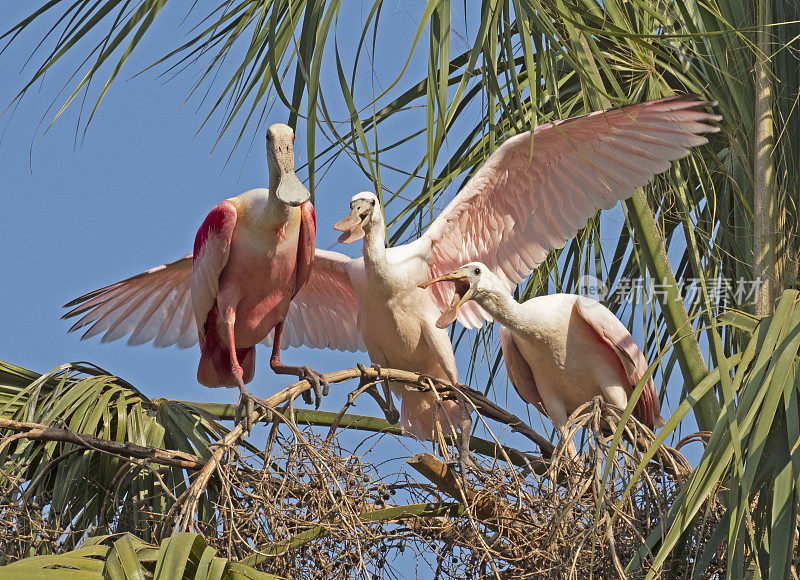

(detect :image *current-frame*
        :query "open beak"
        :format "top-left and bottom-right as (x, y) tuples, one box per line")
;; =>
(333, 205), (368, 244)
(419, 271), (474, 328)
(275, 173), (310, 207)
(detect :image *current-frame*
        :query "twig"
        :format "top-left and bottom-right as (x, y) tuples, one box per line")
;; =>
(170, 366), (553, 534)
(406, 453), (514, 528)
(239, 502), (464, 567)
(0, 417), (207, 470)
(181, 404), (544, 470)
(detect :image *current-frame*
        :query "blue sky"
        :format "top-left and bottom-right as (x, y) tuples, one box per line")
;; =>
(0, 2), (703, 478)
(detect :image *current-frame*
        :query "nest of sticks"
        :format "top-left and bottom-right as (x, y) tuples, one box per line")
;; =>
(0, 367), (725, 577)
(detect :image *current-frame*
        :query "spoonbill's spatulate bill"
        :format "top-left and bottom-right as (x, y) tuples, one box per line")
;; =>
(328, 95), (716, 441)
(63, 124), (330, 423)
(422, 262), (666, 456)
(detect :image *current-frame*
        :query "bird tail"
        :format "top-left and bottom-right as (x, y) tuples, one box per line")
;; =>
(394, 386), (463, 441)
(197, 309), (255, 388)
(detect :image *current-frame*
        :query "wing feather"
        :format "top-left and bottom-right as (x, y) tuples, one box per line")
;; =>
(64, 248), (364, 352)
(63, 255), (198, 348)
(421, 95), (720, 328)
(574, 298), (665, 429)
(499, 327), (547, 416)
(191, 200), (237, 340)
(262, 249), (365, 352)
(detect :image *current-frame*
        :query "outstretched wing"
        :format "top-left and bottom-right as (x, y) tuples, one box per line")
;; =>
(263, 249), (365, 352)
(574, 297), (665, 429)
(62, 255), (198, 348)
(419, 95), (721, 328)
(64, 249), (364, 352)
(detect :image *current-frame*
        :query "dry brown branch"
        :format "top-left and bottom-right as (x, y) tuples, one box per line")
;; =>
(0, 395), (725, 578)
(170, 366), (554, 535)
(408, 453), (516, 527)
(0, 417), (207, 470)
(1, 365), (730, 577)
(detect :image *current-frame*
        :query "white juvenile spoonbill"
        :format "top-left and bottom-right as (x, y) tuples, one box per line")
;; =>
(63, 123), (329, 424)
(328, 95), (716, 443)
(422, 262), (665, 456)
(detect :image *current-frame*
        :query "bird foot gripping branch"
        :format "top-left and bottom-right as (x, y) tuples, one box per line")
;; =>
(354, 362), (400, 425)
(233, 383), (273, 433)
(270, 362), (330, 409)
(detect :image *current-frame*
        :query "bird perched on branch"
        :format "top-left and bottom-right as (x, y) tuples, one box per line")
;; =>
(63, 123), (329, 425)
(422, 262), (666, 457)
(325, 95), (717, 455)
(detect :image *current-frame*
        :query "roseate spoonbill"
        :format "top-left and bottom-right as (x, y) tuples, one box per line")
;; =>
(422, 262), (666, 456)
(329, 96), (716, 448)
(63, 123), (330, 425)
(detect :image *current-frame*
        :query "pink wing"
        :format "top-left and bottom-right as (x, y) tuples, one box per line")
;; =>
(420, 96), (721, 328)
(62, 255), (198, 348)
(499, 327), (547, 417)
(64, 249), (364, 353)
(263, 249), (365, 352)
(574, 298), (665, 429)
(191, 201), (237, 341)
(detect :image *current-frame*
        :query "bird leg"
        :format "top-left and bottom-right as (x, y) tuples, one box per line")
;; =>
(453, 391), (487, 487)
(269, 322), (329, 408)
(222, 312), (261, 433)
(357, 363), (400, 425)
(425, 379), (484, 487)
(555, 425), (579, 461)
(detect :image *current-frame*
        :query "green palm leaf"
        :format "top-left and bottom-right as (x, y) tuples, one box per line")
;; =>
(0, 361), (235, 552)
(1, 532), (281, 579)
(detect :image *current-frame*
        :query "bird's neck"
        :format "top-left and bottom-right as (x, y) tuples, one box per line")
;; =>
(362, 219), (391, 280)
(477, 290), (524, 331)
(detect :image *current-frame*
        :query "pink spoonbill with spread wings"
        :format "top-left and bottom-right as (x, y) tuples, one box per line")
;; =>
(422, 262), (666, 456)
(63, 123), (329, 425)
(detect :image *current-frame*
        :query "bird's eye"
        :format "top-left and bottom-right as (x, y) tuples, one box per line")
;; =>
(473, 267), (481, 275)
(266, 133), (272, 142)
(370, 200), (375, 206)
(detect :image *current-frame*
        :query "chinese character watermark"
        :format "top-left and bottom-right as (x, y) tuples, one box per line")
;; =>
(575, 276), (765, 307)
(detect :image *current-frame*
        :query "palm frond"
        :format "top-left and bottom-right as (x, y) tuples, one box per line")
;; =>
(627, 289), (800, 577)
(1, 531), (281, 578)
(0, 361), (233, 553)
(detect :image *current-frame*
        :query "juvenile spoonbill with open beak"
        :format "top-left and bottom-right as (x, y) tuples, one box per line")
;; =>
(327, 95), (716, 452)
(422, 262), (666, 456)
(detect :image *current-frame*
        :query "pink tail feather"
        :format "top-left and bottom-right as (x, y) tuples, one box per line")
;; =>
(396, 388), (463, 441)
(196, 308), (255, 388)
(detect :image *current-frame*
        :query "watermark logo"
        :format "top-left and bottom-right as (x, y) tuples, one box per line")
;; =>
(577, 274), (608, 301)
(589, 277), (764, 306)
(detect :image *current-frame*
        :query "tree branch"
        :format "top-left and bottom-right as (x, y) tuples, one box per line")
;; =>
(178, 403), (546, 470)
(0, 417), (207, 470)
(170, 366), (553, 534)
